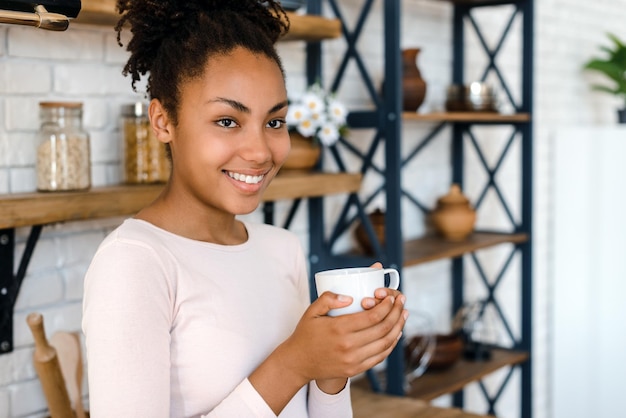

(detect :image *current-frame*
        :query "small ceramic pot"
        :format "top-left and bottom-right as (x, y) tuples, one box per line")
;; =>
(430, 184), (476, 241)
(281, 131), (321, 171)
(355, 208), (386, 254)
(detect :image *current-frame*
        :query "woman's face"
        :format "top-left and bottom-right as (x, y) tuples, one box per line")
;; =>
(158, 47), (290, 216)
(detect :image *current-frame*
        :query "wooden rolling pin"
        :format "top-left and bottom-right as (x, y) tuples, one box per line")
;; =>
(50, 332), (87, 418)
(26, 312), (74, 418)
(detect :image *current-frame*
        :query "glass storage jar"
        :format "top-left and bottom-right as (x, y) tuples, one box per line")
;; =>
(36, 102), (91, 192)
(121, 102), (169, 184)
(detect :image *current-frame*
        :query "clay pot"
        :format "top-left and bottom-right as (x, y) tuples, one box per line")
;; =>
(281, 131), (321, 171)
(430, 184), (476, 241)
(355, 208), (386, 254)
(402, 48), (427, 112)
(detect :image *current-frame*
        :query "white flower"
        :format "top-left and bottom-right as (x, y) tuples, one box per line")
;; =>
(296, 119), (317, 137)
(302, 92), (325, 115)
(288, 82), (349, 147)
(328, 99), (347, 125)
(286, 103), (310, 126)
(318, 122), (340, 146)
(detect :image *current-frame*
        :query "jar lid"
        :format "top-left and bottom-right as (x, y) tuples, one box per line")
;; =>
(39, 101), (83, 108)
(122, 102), (149, 117)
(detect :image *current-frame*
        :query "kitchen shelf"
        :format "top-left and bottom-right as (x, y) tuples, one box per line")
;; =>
(404, 232), (529, 267)
(308, 1), (533, 414)
(351, 387), (495, 418)
(353, 348), (529, 402)
(403, 112), (530, 123)
(0, 172), (361, 229)
(406, 349), (529, 401)
(74, 0), (342, 42)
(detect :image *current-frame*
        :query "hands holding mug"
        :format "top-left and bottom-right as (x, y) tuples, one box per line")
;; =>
(277, 263), (408, 395)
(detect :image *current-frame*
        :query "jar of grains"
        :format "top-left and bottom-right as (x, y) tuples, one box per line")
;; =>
(121, 102), (169, 184)
(36, 102), (91, 192)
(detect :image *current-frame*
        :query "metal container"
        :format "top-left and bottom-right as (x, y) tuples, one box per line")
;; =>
(36, 101), (91, 192)
(121, 102), (169, 184)
(445, 82), (498, 112)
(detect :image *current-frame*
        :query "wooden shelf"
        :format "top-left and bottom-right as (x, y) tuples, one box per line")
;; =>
(403, 112), (530, 123)
(404, 232), (528, 267)
(0, 172), (361, 229)
(281, 13), (342, 41)
(74, 0), (341, 42)
(405, 349), (528, 401)
(351, 387), (495, 418)
(353, 348), (528, 402)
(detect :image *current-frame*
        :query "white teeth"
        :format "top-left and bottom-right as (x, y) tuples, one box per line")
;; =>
(227, 171), (264, 185)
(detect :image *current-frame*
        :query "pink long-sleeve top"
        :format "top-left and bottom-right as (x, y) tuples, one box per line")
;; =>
(82, 219), (352, 417)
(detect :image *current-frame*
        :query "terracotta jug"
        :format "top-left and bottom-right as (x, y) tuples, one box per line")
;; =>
(355, 208), (386, 254)
(430, 184), (476, 241)
(402, 48), (427, 112)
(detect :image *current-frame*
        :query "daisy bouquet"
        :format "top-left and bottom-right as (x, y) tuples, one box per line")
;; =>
(286, 83), (349, 147)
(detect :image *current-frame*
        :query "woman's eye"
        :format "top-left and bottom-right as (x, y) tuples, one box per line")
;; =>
(217, 118), (238, 128)
(267, 119), (286, 129)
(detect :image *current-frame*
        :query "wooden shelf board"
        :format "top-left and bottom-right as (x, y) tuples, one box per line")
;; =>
(281, 13), (342, 41)
(267, 171), (361, 200)
(74, 1), (341, 42)
(353, 349), (528, 402)
(351, 386), (495, 418)
(403, 112), (530, 123)
(405, 349), (529, 400)
(0, 172), (360, 229)
(404, 232), (529, 267)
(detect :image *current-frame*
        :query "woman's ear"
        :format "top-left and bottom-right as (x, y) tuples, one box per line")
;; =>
(149, 99), (172, 144)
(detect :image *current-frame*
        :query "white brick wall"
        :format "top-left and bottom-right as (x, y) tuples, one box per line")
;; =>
(0, 1), (623, 416)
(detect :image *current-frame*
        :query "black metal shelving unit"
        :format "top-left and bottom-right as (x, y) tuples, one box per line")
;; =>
(304, 0), (533, 416)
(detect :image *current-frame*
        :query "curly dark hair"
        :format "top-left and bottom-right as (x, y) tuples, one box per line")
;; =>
(115, 0), (290, 125)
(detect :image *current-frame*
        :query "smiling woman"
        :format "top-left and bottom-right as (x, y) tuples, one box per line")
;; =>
(81, 1), (407, 417)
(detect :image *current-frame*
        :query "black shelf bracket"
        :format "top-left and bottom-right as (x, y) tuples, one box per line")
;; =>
(0, 225), (43, 354)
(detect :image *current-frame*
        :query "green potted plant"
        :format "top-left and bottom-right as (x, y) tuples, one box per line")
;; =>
(583, 33), (626, 123)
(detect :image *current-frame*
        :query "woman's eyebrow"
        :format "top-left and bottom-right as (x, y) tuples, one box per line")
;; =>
(209, 98), (288, 115)
(269, 100), (289, 115)
(210, 97), (250, 113)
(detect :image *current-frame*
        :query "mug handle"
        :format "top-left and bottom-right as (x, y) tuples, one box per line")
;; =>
(383, 268), (400, 290)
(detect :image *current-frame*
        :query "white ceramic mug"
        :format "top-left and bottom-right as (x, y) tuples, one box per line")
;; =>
(314, 267), (401, 316)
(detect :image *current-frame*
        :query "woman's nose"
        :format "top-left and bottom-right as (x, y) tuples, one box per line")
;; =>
(241, 128), (272, 163)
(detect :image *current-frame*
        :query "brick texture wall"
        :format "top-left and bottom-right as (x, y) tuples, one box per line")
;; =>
(0, 1), (625, 416)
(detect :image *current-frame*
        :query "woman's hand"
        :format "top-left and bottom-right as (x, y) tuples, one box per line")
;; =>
(361, 262), (404, 311)
(249, 263), (407, 412)
(277, 282), (408, 388)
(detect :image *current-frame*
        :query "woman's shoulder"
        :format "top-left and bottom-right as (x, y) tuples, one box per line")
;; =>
(244, 221), (301, 245)
(243, 222), (306, 259)
(103, 218), (163, 242)
(96, 218), (177, 256)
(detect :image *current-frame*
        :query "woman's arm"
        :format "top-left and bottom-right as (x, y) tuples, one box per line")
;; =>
(248, 289), (407, 415)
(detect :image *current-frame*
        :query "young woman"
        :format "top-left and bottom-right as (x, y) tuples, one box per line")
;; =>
(82, 1), (408, 417)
